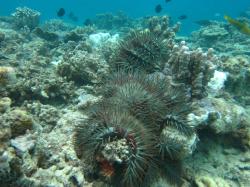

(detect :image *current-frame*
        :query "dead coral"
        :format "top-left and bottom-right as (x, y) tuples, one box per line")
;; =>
(57, 48), (109, 85)
(0, 97), (11, 113)
(222, 56), (250, 105)
(8, 65), (75, 104)
(33, 27), (59, 42)
(6, 108), (33, 138)
(26, 102), (61, 132)
(0, 66), (16, 86)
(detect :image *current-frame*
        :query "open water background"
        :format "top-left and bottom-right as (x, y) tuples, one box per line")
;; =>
(1, 0), (250, 35)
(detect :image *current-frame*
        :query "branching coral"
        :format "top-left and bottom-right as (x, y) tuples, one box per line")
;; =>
(166, 42), (216, 99)
(11, 7), (40, 30)
(144, 16), (180, 37)
(74, 71), (197, 187)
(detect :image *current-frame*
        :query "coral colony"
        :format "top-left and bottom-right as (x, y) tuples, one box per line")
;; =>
(0, 6), (250, 187)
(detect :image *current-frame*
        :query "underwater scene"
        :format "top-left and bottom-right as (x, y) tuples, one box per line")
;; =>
(0, 0), (250, 187)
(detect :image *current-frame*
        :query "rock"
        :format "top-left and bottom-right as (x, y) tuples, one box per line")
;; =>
(33, 27), (59, 41)
(210, 98), (246, 134)
(0, 66), (16, 86)
(0, 31), (5, 42)
(76, 91), (101, 109)
(7, 109), (33, 137)
(64, 31), (83, 42)
(195, 175), (230, 187)
(0, 97), (11, 113)
(201, 25), (228, 40)
(10, 134), (36, 154)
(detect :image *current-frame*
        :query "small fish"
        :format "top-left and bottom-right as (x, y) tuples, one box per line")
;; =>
(178, 15), (187, 20)
(57, 8), (65, 17)
(165, 0), (171, 3)
(224, 15), (250, 36)
(155, 4), (162, 13)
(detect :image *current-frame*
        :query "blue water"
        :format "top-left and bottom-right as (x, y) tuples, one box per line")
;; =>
(1, 0), (250, 35)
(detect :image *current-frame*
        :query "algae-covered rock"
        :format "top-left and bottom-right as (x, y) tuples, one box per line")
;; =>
(0, 66), (16, 86)
(64, 31), (83, 42)
(210, 98), (246, 134)
(0, 31), (5, 42)
(0, 97), (11, 113)
(7, 109), (33, 137)
(222, 56), (250, 105)
(232, 108), (250, 149)
(200, 25), (228, 40)
(33, 27), (59, 41)
(57, 49), (109, 85)
(195, 176), (230, 187)
(26, 102), (61, 132)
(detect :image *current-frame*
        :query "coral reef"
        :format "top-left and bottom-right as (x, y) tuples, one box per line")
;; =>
(41, 19), (76, 33)
(165, 42), (216, 99)
(190, 20), (250, 56)
(0, 66), (16, 86)
(7, 108), (33, 138)
(8, 65), (76, 104)
(195, 176), (230, 187)
(57, 46), (109, 85)
(0, 7), (249, 187)
(33, 27), (59, 42)
(11, 7), (40, 30)
(0, 97), (11, 113)
(191, 19), (250, 105)
(222, 56), (250, 105)
(144, 16), (180, 37)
